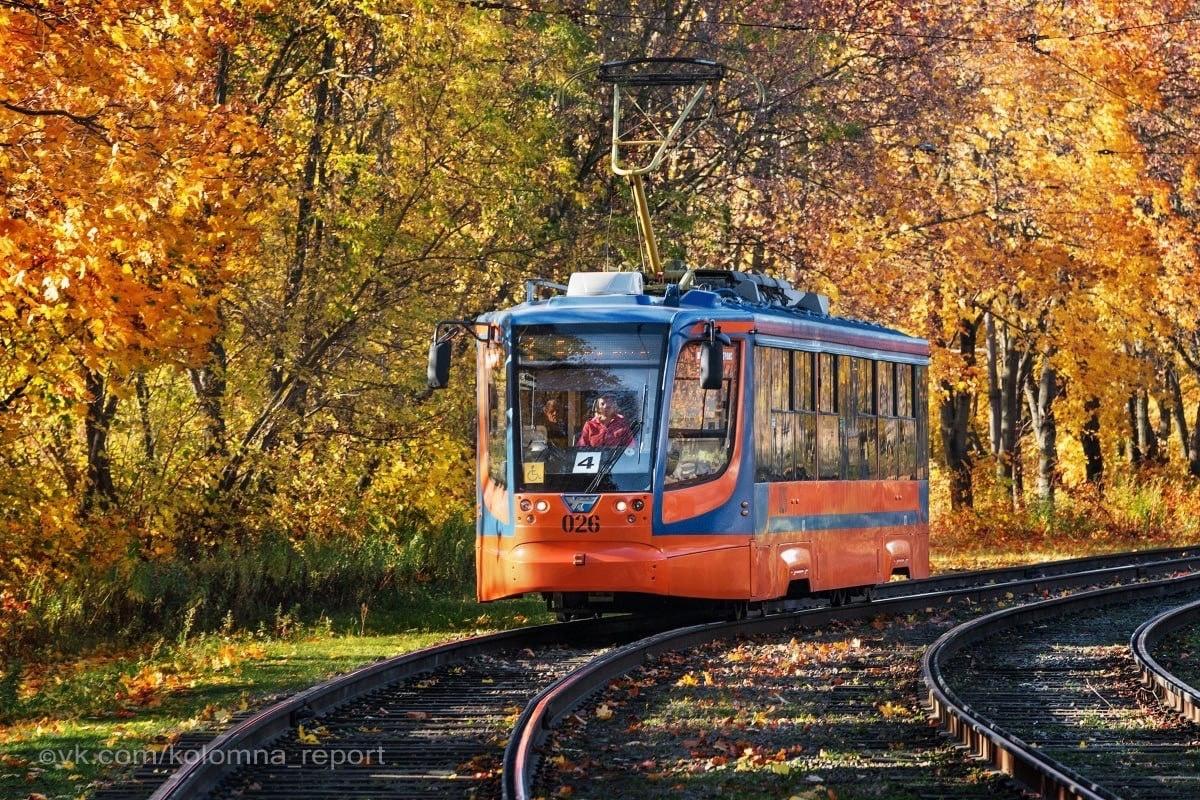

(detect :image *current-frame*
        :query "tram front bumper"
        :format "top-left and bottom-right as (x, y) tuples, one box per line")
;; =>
(478, 538), (753, 601)
(503, 541), (666, 595)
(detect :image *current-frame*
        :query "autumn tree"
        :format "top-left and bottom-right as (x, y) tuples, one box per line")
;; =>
(0, 0), (265, 589)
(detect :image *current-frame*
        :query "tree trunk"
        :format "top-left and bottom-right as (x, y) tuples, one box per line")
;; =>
(986, 311), (1000, 456)
(264, 35), (335, 452)
(939, 316), (978, 510)
(186, 46), (232, 464)
(1136, 389), (1159, 464)
(1155, 395), (1172, 459)
(1191, 404), (1200, 478)
(189, 308), (229, 458)
(1024, 360), (1058, 506)
(83, 368), (119, 514)
(135, 372), (156, 467)
(1127, 393), (1141, 464)
(1081, 396), (1104, 486)
(1012, 350), (1032, 508)
(1166, 364), (1190, 472)
(997, 321), (1020, 484)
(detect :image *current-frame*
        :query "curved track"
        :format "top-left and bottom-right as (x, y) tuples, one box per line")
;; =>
(505, 549), (1200, 800)
(925, 574), (1200, 800)
(97, 617), (676, 800)
(1131, 597), (1200, 724)
(94, 545), (1200, 800)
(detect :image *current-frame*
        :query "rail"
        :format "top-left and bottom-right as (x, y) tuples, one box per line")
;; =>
(1130, 596), (1200, 723)
(922, 573), (1200, 800)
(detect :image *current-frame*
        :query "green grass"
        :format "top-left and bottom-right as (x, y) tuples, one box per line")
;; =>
(0, 588), (549, 800)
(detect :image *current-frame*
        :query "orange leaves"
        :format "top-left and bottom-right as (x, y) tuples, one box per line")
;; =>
(209, 642), (264, 672)
(116, 665), (187, 707)
(0, 0), (266, 417)
(877, 701), (910, 720)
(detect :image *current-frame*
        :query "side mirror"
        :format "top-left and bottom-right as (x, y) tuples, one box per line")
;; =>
(428, 340), (451, 388)
(700, 340), (723, 390)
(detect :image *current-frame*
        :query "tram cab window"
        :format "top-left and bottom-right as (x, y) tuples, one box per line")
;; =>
(666, 341), (739, 487)
(513, 325), (665, 492)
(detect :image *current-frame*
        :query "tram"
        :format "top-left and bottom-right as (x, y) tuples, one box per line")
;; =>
(429, 268), (930, 617)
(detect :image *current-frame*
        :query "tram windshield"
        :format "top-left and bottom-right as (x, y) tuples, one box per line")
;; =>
(514, 324), (666, 492)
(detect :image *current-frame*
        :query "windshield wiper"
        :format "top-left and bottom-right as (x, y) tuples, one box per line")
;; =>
(584, 420), (643, 494)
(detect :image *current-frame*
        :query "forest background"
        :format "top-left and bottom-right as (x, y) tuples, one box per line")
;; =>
(3, 0), (1200, 683)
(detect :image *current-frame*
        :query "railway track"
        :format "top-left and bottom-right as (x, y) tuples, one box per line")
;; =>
(506, 548), (1200, 800)
(925, 573), (1200, 800)
(1131, 597), (1200, 724)
(95, 616), (678, 800)
(93, 545), (1200, 800)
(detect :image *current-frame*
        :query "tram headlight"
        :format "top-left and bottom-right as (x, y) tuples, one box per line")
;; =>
(632, 499), (645, 511)
(535, 500), (549, 513)
(520, 499), (532, 512)
(615, 500), (628, 512)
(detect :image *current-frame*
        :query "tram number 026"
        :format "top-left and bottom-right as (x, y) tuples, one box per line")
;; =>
(561, 513), (601, 533)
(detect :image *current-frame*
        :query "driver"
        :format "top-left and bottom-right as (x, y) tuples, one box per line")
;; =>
(535, 397), (568, 447)
(577, 393), (634, 448)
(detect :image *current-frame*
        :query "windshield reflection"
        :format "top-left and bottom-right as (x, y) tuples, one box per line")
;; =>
(515, 325), (665, 492)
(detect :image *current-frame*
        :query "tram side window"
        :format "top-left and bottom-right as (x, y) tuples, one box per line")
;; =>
(874, 362), (894, 479)
(768, 348), (795, 480)
(666, 342), (740, 487)
(898, 364), (917, 479)
(485, 341), (508, 487)
(754, 346), (773, 481)
(754, 346), (816, 481)
(755, 347), (934, 483)
(915, 365), (929, 479)
(877, 361), (894, 417)
(896, 364), (912, 417)
(859, 359), (878, 479)
(816, 353), (839, 479)
(838, 355), (852, 478)
(817, 353), (834, 413)
(795, 351), (814, 411)
(771, 347), (790, 412)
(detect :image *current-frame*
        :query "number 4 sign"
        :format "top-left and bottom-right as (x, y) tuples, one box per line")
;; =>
(572, 452), (600, 473)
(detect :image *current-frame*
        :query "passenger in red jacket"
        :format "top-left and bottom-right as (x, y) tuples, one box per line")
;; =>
(577, 394), (634, 448)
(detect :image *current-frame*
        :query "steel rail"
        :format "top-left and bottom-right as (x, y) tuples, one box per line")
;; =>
(1131, 596), (1200, 724)
(145, 614), (668, 800)
(502, 552), (1200, 800)
(922, 572), (1200, 800)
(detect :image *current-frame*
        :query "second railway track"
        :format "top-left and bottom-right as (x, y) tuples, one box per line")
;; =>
(926, 573), (1200, 800)
(1132, 597), (1200, 724)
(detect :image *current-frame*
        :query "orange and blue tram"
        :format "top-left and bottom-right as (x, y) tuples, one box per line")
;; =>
(430, 269), (929, 617)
